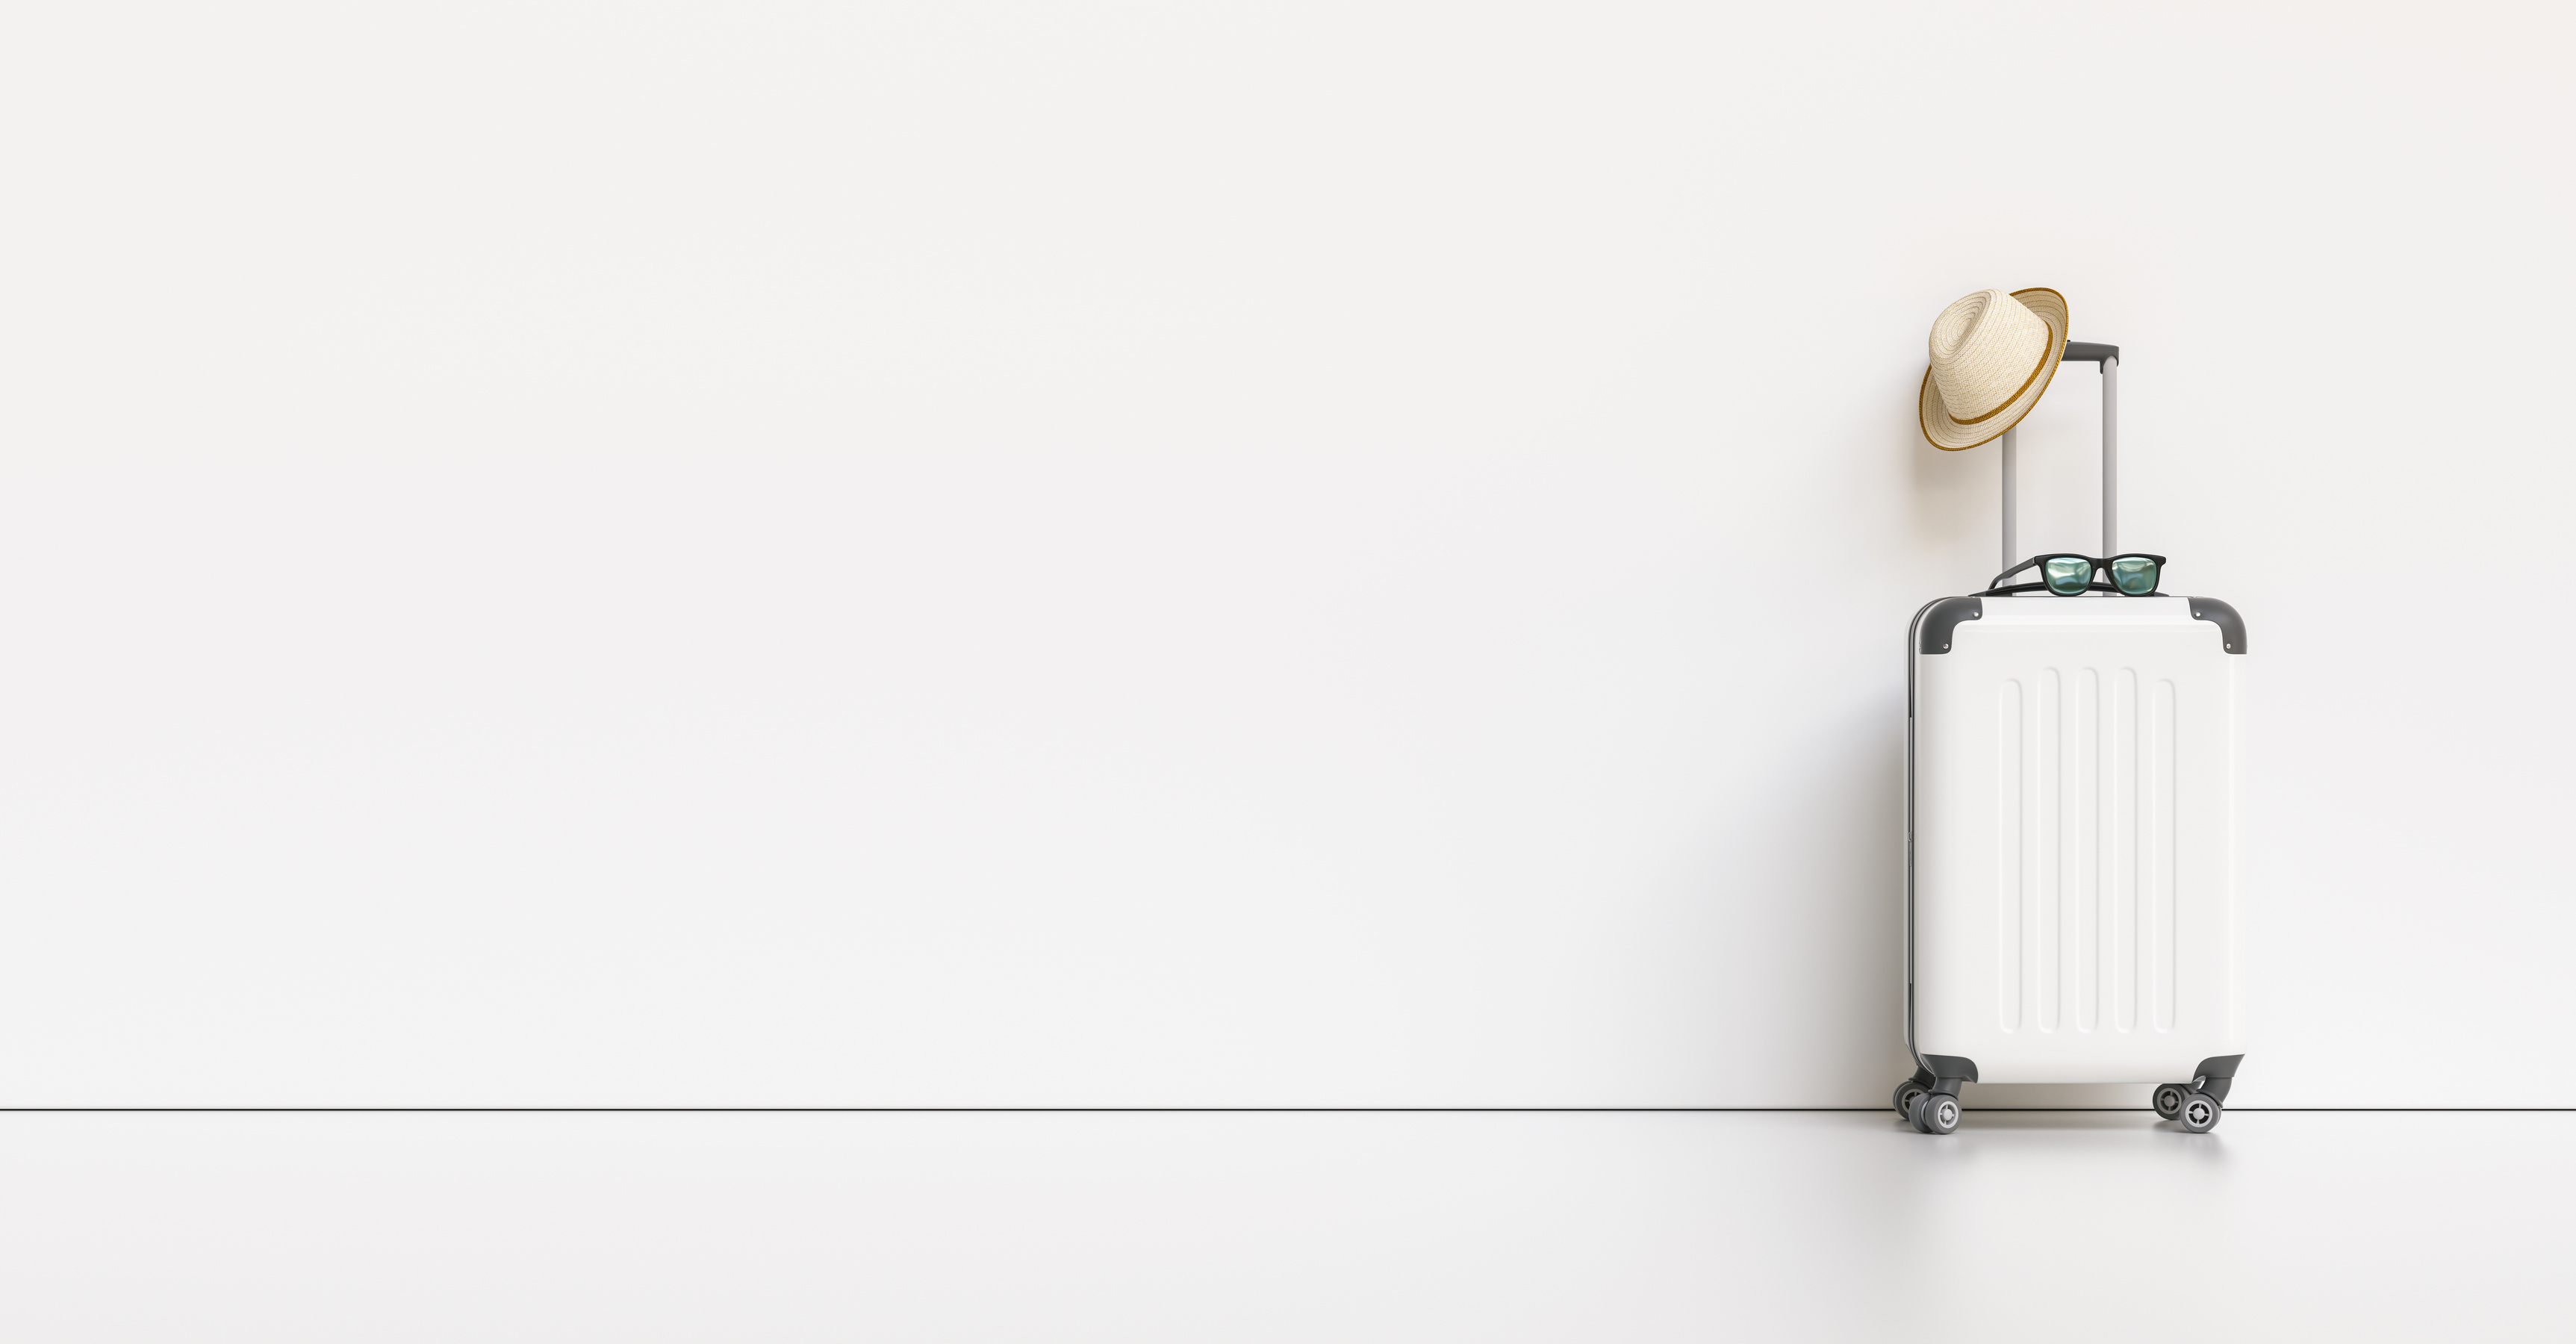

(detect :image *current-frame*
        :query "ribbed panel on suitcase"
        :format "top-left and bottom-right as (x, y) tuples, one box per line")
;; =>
(1992, 665), (2177, 1036)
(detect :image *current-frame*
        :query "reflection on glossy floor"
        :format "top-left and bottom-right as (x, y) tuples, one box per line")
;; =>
(0, 1110), (2563, 1340)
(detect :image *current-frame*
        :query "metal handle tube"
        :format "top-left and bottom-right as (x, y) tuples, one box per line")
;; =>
(2000, 426), (2017, 571)
(2102, 355), (2118, 555)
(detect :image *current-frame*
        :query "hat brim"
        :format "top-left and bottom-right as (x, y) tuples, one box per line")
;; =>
(1919, 287), (2068, 451)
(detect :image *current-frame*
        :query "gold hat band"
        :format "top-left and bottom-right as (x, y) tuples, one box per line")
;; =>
(1947, 335), (2057, 426)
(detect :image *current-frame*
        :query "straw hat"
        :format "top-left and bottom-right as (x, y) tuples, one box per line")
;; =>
(1917, 287), (2067, 450)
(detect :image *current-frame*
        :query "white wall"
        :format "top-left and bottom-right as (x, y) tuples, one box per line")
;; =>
(0, 1), (2567, 1106)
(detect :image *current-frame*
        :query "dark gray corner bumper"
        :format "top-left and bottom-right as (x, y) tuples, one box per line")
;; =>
(2193, 1054), (2246, 1104)
(2187, 597), (2247, 653)
(1914, 597), (1982, 655)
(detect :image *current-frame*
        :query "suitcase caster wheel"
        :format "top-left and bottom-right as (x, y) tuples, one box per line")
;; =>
(1908, 1092), (1961, 1135)
(1893, 1080), (1929, 1120)
(2176, 1092), (2221, 1133)
(2153, 1083), (2188, 1120)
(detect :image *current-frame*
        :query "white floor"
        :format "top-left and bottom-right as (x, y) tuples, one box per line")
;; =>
(0, 1110), (2562, 1340)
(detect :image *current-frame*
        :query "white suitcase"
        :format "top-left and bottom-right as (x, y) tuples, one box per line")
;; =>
(1897, 343), (2247, 1135)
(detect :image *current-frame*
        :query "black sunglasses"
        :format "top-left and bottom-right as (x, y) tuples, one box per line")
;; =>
(1982, 553), (2167, 597)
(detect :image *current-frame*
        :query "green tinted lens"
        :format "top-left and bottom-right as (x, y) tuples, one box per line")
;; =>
(2042, 556), (2093, 594)
(2109, 556), (2159, 594)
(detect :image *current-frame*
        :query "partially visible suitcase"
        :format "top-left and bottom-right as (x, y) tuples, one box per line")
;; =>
(1897, 343), (2247, 1135)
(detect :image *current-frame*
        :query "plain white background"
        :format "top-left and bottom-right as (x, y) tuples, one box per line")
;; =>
(0, 1), (2568, 1106)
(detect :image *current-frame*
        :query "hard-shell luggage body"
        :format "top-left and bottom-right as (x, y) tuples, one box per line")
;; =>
(1897, 342), (2247, 1135)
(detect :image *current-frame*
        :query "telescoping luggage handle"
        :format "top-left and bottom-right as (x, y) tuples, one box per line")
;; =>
(1997, 340), (2118, 570)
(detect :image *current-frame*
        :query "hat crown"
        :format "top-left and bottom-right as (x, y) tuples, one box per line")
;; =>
(1928, 290), (2054, 426)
